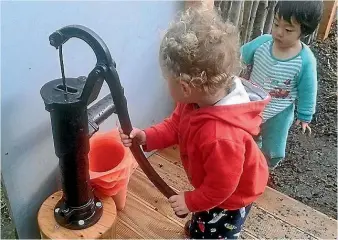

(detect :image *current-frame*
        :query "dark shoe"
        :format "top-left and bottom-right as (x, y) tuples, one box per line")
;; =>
(184, 220), (191, 238)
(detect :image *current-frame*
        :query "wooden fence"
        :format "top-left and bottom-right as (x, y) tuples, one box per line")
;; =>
(187, 0), (337, 45)
(214, 0), (324, 45)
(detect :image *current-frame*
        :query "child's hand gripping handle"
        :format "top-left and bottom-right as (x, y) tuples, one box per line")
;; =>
(119, 121), (188, 219)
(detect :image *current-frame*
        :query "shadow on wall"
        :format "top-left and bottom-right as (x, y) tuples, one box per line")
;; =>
(1, 105), (61, 238)
(2, 167), (60, 239)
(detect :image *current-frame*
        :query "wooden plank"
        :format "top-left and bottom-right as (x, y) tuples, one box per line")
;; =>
(117, 191), (184, 239)
(151, 154), (193, 192)
(130, 167), (258, 239)
(256, 188), (337, 239)
(147, 154), (317, 239)
(245, 206), (316, 239)
(157, 145), (181, 162)
(317, 0), (337, 40)
(157, 147), (338, 239)
(130, 169), (190, 226)
(116, 219), (144, 239)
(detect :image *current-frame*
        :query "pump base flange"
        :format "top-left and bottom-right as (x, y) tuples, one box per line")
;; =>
(54, 194), (103, 230)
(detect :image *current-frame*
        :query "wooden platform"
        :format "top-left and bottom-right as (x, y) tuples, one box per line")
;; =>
(115, 146), (337, 239)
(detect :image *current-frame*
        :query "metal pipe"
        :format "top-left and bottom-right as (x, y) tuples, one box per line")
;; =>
(88, 94), (116, 126)
(87, 94), (116, 137)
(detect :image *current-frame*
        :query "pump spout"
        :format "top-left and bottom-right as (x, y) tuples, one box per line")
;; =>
(49, 25), (115, 67)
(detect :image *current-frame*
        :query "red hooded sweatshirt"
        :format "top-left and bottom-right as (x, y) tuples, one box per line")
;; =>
(143, 77), (270, 212)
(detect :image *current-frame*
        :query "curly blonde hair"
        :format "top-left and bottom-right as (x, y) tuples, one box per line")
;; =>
(159, 7), (241, 94)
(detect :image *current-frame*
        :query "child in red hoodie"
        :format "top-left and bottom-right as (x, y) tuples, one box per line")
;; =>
(120, 7), (270, 239)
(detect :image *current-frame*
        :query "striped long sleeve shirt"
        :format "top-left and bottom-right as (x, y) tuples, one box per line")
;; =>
(240, 34), (318, 123)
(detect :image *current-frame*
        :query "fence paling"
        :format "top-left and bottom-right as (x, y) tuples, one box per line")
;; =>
(215, 0), (322, 45)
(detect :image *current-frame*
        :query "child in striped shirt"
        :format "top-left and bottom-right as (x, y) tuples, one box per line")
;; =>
(240, 0), (323, 169)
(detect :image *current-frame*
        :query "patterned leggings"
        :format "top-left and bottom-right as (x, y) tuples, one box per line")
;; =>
(188, 204), (252, 239)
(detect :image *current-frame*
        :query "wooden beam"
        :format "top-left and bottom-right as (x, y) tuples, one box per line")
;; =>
(317, 0), (337, 40)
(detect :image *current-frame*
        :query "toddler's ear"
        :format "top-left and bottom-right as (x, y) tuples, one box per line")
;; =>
(180, 80), (192, 97)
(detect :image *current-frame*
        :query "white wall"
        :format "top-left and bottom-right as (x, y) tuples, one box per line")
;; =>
(1, 1), (182, 238)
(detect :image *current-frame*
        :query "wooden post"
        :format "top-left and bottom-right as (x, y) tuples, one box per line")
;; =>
(221, 0), (232, 21)
(241, 0), (254, 44)
(229, 0), (243, 27)
(317, 0), (337, 40)
(185, 0), (215, 10)
(252, 0), (268, 39)
(264, 0), (277, 34)
(38, 191), (117, 239)
(247, 0), (260, 41)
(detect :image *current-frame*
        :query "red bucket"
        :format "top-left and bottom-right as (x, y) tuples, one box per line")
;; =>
(88, 129), (138, 210)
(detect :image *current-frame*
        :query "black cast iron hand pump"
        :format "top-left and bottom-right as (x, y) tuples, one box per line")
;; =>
(40, 25), (186, 230)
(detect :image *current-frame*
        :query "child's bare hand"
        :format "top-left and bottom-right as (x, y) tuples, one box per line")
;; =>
(295, 120), (311, 135)
(118, 127), (146, 147)
(169, 192), (190, 216)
